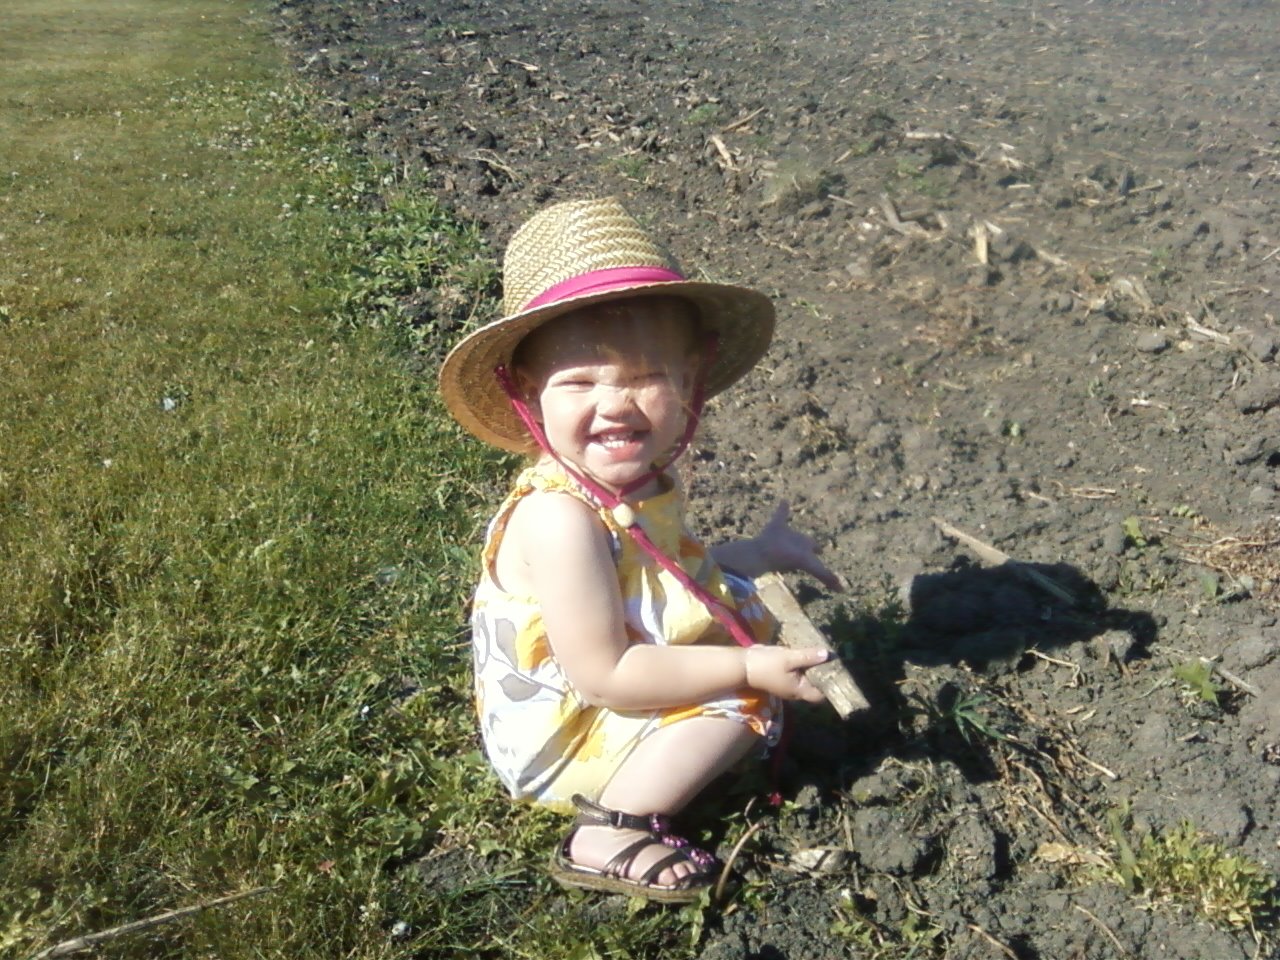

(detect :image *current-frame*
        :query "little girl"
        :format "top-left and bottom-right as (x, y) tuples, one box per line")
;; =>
(439, 197), (841, 902)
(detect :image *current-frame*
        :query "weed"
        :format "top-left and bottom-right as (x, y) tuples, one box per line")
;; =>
(683, 102), (721, 126)
(914, 172), (952, 200)
(832, 897), (947, 958)
(1172, 660), (1221, 707)
(891, 157), (919, 179)
(330, 189), (496, 347)
(944, 693), (1014, 746)
(603, 152), (651, 183)
(1122, 515), (1149, 549)
(1170, 503), (1203, 521)
(1148, 245), (1180, 282)
(1104, 807), (1279, 932)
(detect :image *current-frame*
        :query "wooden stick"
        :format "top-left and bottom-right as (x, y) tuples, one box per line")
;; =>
(719, 106), (766, 133)
(756, 572), (870, 718)
(707, 134), (737, 170)
(1073, 904), (1132, 959)
(878, 194), (929, 238)
(1200, 658), (1261, 697)
(971, 221), (989, 265)
(713, 818), (767, 904)
(930, 517), (1078, 606)
(32, 887), (273, 959)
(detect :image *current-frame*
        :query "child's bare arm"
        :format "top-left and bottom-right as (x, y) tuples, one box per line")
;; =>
(709, 501), (843, 591)
(513, 493), (827, 710)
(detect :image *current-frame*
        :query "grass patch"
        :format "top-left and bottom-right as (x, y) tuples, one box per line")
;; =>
(0, 4), (766, 958)
(0, 3), (586, 957)
(682, 103), (721, 127)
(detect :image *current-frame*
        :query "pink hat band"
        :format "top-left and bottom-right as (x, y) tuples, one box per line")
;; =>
(520, 266), (686, 312)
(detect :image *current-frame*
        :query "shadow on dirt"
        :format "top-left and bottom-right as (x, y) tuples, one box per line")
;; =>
(803, 560), (1158, 789)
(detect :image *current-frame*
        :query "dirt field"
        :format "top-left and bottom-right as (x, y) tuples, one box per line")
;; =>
(274, 1), (1279, 956)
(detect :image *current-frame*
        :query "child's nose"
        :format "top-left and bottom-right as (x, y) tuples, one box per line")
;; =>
(597, 385), (637, 416)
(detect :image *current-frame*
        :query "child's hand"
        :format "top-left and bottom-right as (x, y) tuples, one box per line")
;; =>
(757, 501), (843, 591)
(744, 645), (830, 703)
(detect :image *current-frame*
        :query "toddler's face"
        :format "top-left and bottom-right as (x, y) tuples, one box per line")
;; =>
(516, 297), (698, 497)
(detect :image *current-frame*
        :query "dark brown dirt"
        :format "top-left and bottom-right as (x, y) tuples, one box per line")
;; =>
(274, 1), (1280, 956)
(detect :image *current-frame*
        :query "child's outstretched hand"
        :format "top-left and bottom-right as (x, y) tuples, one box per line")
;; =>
(757, 501), (843, 592)
(745, 645), (830, 703)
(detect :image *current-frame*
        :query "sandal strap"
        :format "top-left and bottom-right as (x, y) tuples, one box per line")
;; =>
(603, 837), (714, 890)
(570, 793), (659, 832)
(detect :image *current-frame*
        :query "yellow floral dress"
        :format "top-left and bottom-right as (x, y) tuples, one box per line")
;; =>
(471, 461), (779, 812)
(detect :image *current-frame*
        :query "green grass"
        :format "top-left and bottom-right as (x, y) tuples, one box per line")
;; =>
(0, 2), (566, 957)
(0, 5), (774, 958)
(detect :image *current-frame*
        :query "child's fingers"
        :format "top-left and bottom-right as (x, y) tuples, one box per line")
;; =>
(801, 556), (844, 592)
(767, 500), (791, 529)
(795, 648), (832, 702)
(796, 679), (827, 704)
(790, 647), (833, 669)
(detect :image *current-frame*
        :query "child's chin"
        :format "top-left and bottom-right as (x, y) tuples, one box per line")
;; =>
(583, 459), (650, 492)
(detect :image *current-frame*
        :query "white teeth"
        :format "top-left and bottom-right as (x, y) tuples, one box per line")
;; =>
(595, 432), (636, 448)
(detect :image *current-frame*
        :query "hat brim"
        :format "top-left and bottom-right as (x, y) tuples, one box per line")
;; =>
(439, 279), (775, 452)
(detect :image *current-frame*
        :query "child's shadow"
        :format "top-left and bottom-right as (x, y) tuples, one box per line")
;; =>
(794, 557), (1158, 788)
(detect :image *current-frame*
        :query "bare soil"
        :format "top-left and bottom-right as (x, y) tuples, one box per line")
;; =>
(274, 1), (1280, 956)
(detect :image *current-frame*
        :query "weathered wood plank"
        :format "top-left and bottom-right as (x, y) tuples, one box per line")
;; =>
(756, 572), (870, 718)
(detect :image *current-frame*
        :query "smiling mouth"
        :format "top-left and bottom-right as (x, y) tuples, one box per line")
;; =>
(591, 430), (644, 450)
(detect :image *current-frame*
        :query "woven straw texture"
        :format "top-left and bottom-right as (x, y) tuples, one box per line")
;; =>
(439, 198), (775, 452)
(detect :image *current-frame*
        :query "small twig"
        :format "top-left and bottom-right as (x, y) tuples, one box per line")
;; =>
(756, 572), (870, 717)
(1260, 245), (1280, 263)
(714, 819), (767, 904)
(1073, 904), (1131, 958)
(1028, 649), (1082, 687)
(930, 517), (1078, 606)
(1075, 751), (1120, 782)
(32, 887), (274, 959)
(878, 194), (929, 238)
(719, 106), (766, 133)
(967, 922), (1020, 959)
(1127, 179), (1165, 195)
(1036, 246), (1071, 268)
(1200, 658), (1261, 697)
(464, 150), (519, 182)
(707, 134), (737, 171)
(505, 58), (540, 72)
(971, 221), (989, 264)
(1184, 315), (1232, 345)
(1049, 481), (1117, 499)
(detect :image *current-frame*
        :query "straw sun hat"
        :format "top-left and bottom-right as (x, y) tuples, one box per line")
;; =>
(439, 197), (776, 452)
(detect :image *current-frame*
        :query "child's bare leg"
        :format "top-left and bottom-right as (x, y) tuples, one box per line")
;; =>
(568, 716), (759, 887)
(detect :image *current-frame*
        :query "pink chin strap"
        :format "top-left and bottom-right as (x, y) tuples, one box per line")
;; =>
(494, 335), (792, 804)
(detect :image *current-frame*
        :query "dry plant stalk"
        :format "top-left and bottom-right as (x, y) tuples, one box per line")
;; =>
(930, 517), (1078, 606)
(1176, 517), (1280, 608)
(32, 887), (273, 959)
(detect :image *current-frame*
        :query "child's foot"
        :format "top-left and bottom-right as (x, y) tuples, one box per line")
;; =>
(567, 823), (710, 888)
(549, 795), (719, 901)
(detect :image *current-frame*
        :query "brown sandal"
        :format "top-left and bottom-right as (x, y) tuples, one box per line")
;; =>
(549, 794), (719, 903)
